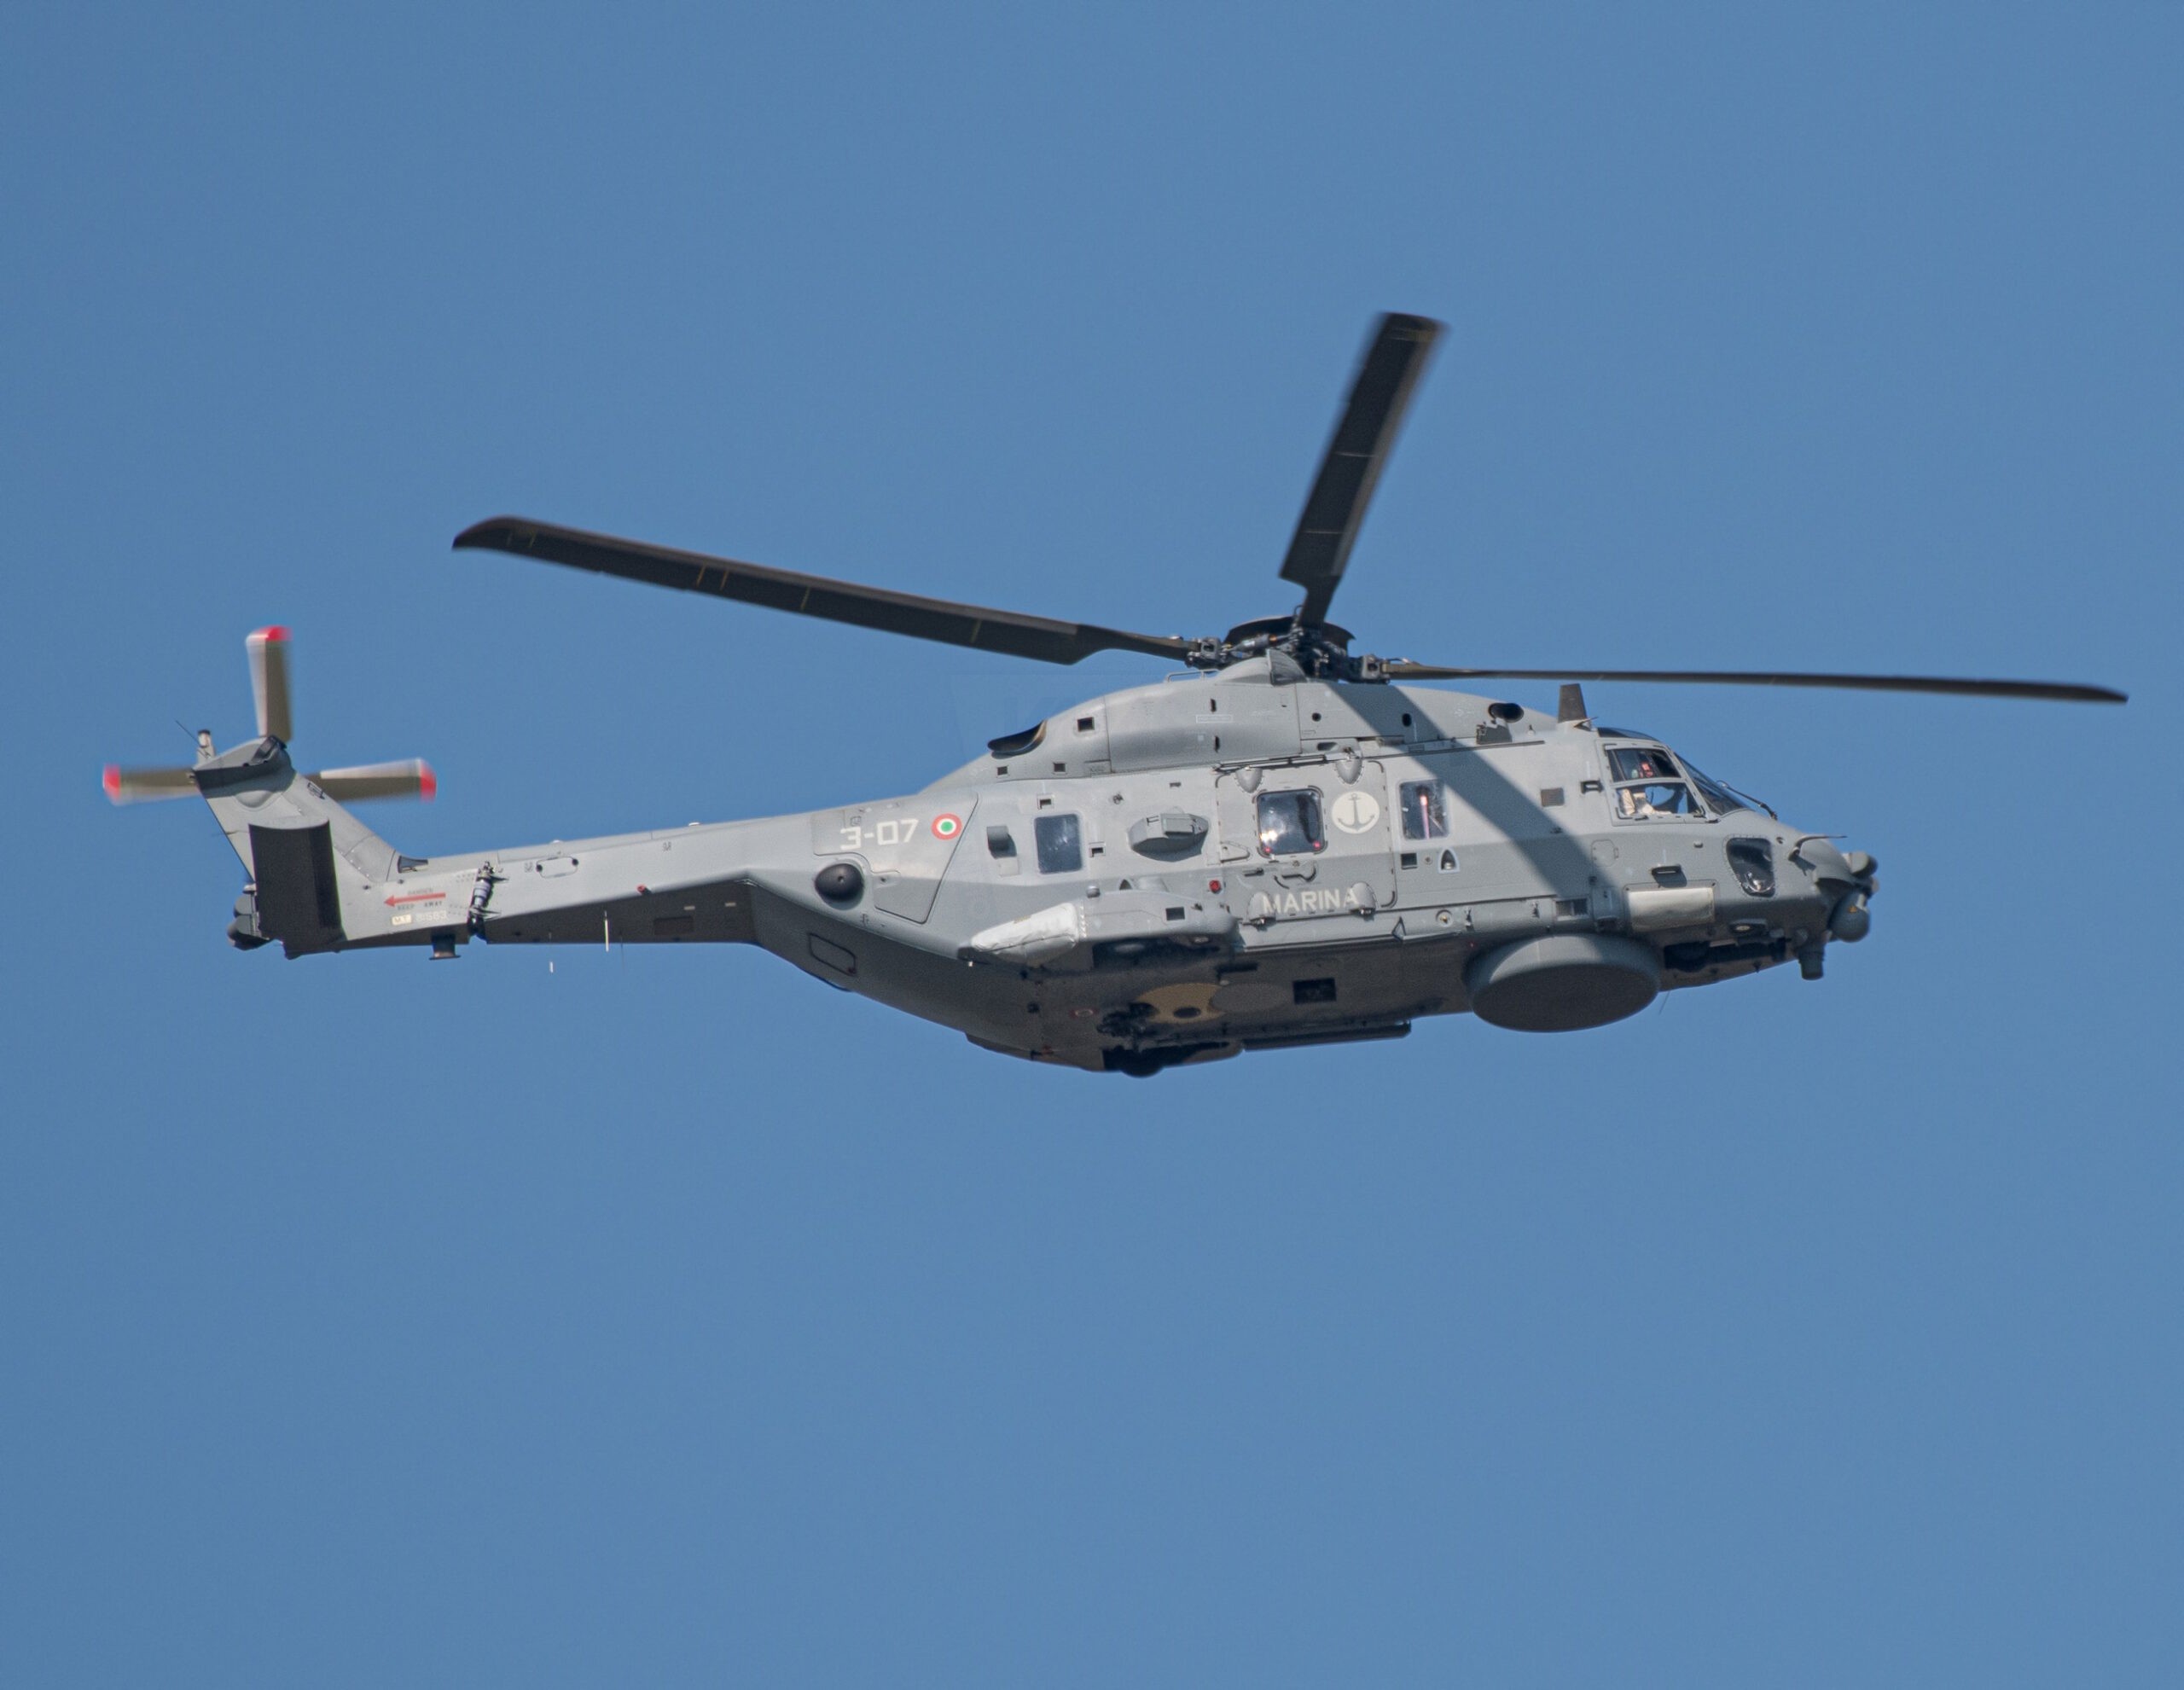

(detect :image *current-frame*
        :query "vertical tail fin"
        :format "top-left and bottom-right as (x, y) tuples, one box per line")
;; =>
(197, 739), (405, 955)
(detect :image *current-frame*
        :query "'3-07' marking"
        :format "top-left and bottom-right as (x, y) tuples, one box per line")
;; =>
(839, 817), (921, 851)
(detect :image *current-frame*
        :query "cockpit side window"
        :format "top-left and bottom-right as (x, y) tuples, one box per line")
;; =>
(1256, 789), (1325, 857)
(1607, 746), (1681, 782)
(1398, 780), (1448, 839)
(1034, 812), (1083, 874)
(1614, 781), (1705, 819)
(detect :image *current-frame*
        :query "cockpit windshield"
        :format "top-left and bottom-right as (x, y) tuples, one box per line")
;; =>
(1606, 740), (1769, 820)
(1682, 762), (1745, 816)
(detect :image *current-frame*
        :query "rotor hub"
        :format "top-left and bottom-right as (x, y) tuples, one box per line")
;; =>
(1198, 616), (1363, 677)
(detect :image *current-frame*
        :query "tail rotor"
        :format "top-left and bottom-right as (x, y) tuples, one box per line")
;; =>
(103, 629), (435, 806)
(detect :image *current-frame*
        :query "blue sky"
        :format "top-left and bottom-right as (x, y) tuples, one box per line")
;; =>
(4, 5), (2180, 1682)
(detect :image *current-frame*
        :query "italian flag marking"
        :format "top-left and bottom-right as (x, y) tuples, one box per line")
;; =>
(932, 814), (962, 840)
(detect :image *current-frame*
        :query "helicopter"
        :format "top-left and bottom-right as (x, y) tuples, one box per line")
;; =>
(107, 313), (2125, 1075)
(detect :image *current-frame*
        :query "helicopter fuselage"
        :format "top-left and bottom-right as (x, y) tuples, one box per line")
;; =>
(125, 310), (2110, 1067)
(218, 654), (1871, 1074)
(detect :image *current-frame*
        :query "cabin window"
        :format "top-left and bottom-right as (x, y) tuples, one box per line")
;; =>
(1614, 781), (1705, 819)
(1398, 780), (1449, 839)
(1034, 812), (1083, 874)
(1727, 837), (1775, 897)
(1607, 746), (1681, 782)
(1256, 789), (1325, 857)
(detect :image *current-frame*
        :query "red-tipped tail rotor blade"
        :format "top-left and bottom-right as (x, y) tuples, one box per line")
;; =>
(247, 626), (293, 742)
(102, 764), (199, 804)
(310, 759), (436, 801)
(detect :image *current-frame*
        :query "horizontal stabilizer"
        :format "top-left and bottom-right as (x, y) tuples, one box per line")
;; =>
(310, 759), (437, 802)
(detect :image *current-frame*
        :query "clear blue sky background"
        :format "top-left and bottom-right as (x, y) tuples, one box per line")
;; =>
(4, 5), (2179, 1683)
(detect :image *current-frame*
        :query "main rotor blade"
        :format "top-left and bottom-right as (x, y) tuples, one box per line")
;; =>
(456, 518), (1194, 667)
(1280, 312), (1443, 629)
(247, 626), (293, 742)
(1380, 663), (2126, 704)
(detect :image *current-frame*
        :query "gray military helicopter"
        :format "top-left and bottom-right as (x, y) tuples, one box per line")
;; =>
(109, 314), (2124, 1073)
